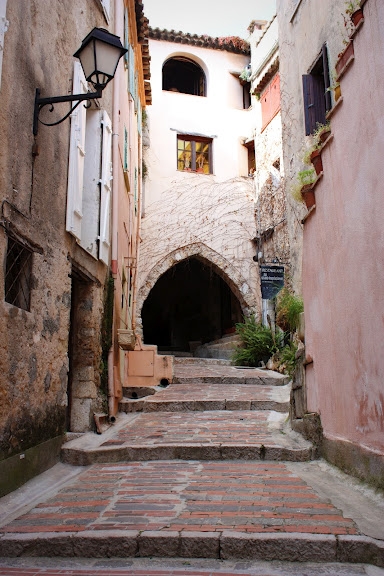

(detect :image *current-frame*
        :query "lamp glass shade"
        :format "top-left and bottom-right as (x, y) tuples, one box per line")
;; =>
(74, 28), (127, 90)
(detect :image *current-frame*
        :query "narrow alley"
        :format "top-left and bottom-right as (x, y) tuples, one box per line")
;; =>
(1, 0), (384, 574)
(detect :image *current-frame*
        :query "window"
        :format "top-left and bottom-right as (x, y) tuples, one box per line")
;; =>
(243, 139), (255, 176)
(5, 237), (32, 311)
(260, 73), (281, 131)
(177, 136), (212, 174)
(66, 62), (112, 265)
(163, 57), (206, 96)
(302, 45), (331, 135)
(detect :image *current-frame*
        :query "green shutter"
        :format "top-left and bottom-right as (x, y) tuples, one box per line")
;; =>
(123, 126), (128, 171)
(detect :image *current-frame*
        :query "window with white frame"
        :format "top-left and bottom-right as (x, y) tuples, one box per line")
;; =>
(66, 61), (112, 265)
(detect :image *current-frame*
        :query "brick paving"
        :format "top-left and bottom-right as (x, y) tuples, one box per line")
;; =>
(2, 359), (384, 567)
(1, 462), (358, 536)
(0, 562), (374, 576)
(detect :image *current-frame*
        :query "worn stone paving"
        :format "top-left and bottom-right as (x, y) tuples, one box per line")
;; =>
(1, 462), (358, 536)
(172, 364), (288, 386)
(120, 383), (290, 413)
(1, 359), (384, 567)
(0, 559), (381, 576)
(60, 411), (313, 465)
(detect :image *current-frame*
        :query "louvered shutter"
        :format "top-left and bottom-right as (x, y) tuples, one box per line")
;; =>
(128, 45), (135, 98)
(99, 111), (112, 264)
(124, 8), (129, 65)
(137, 101), (142, 135)
(302, 74), (316, 136)
(66, 61), (87, 240)
(303, 74), (327, 135)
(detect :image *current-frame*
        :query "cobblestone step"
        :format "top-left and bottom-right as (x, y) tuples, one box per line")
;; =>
(119, 383), (290, 413)
(173, 364), (289, 386)
(60, 411), (313, 466)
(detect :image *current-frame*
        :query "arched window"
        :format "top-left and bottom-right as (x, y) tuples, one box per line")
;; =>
(162, 57), (206, 96)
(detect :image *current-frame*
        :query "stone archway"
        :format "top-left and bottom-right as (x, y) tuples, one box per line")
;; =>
(136, 243), (258, 336)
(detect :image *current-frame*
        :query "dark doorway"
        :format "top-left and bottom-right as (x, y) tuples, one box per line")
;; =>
(142, 257), (242, 352)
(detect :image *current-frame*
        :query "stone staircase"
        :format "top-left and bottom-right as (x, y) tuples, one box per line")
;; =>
(2, 357), (384, 569)
(61, 357), (314, 465)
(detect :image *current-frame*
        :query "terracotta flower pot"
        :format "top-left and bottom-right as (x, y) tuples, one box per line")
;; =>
(319, 129), (331, 144)
(310, 149), (323, 175)
(334, 84), (342, 101)
(351, 8), (364, 26)
(301, 184), (315, 210)
(336, 41), (354, 76)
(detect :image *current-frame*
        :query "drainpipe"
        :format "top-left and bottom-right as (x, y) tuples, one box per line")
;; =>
(131, 132), (143, 333)
(108, 0), (122, 419)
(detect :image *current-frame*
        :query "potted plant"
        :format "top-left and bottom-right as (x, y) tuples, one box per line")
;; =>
(291, 168), (316, 209)
(336, 40), (354, 77)
(314, 121), (331, 145)
(345, 0), (364, 26)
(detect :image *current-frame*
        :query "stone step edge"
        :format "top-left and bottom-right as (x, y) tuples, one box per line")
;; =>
(0, 531), (383, 566)
(61, 444), (314, 466)
(119, 399), (290, 413)
(172, 376), (289, 386)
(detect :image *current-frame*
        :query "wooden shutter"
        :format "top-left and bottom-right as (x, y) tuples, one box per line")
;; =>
(137, 101), (142, 136)
(322, 44), (332, 112)
(66, 61), (87, 240)
(100, 0), (110, 22)
(123, 126), (128, 171)
(124, 8), (129, 65)
(99, 111), (112, 264)
(302, 74), (316, 136)
(303, 72), (327, 135)
(128, 45), (135, 98)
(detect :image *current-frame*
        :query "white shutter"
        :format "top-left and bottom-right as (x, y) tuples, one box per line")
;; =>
(100, 0), (110, 22)
(99, 110), (112, 264)
(66, 61), (87, 241)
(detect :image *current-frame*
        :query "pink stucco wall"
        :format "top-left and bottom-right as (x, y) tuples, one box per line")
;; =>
(303, 0), (384, 453)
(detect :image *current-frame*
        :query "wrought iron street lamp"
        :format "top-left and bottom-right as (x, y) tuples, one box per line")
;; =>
(33, 27), (127, 136)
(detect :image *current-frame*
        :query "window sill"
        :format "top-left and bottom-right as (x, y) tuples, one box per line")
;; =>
(326, 96), (343, 121)
(349, 17), (365, 39)
(335, 41), (355, 81)
(302, 204), (316, 224)
(290, 0), (305, 23)
(178, 169), (211, 175)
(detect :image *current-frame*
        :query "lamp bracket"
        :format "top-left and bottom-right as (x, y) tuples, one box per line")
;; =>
(33, 87), (102, 136)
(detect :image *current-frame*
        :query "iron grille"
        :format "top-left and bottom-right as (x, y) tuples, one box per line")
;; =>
(5, 237), (33, 311)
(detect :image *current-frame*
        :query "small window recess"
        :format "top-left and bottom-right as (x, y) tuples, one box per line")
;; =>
(163, 57), (206, 97)
(273, 158), (281, 171)
(243, 139), (256, 176)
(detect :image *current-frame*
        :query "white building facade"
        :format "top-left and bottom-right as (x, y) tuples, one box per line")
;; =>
(138, 29), (260, 353)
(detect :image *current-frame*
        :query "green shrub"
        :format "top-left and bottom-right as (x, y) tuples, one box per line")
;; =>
(278, 341), (298, 377)
(232, 316), (279, 367)
(275, 288), (303, 334)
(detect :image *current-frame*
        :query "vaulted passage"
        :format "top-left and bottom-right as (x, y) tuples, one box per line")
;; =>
(142, 257), (242, 352)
